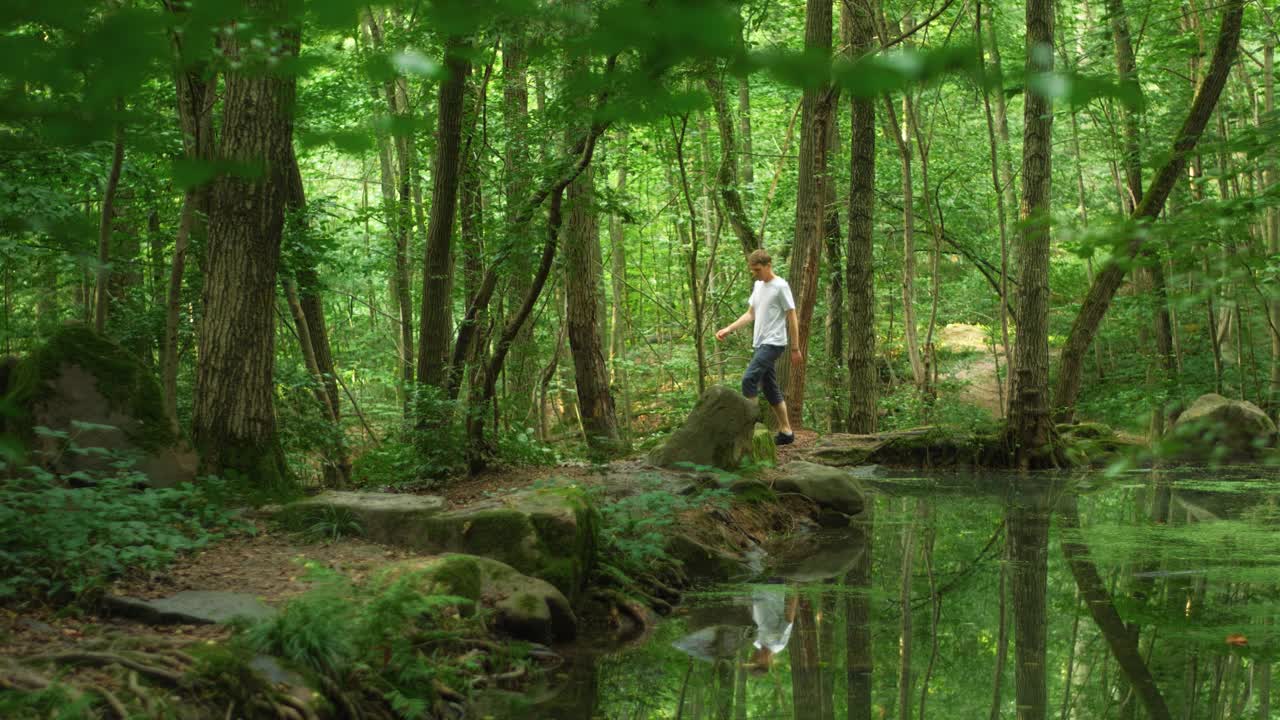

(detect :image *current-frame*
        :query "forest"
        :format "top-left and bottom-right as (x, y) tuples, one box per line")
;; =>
(1, 0), (1278, 718)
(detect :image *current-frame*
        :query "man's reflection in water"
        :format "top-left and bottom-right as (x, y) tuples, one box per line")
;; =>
(745, 582), (799, 674)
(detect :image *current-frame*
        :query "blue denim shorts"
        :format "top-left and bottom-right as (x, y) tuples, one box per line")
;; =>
(742, 344), (785, 405)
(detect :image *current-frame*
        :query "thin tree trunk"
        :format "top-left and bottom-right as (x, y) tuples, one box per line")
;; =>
(844, 0), (877, 434)
(1006, 0), (1055, 468)
(846, 504), (874, 720)
(883, 95), (925, 388)
(1052, 0), (1245, 420)
(673, 117), (709, 397)
(609, 131), (634, 440)
(705, 70), (759, 255)
(981, 0), (1017, 400)
(784, 0), (836, 429)
(94, 101), (125, 335)
(160, 8), (215, 431)
(991, 537), (1010, 720)
(824, 112), (845, 432)
(1264, 38), (1279, 411)
(417, 38), (470, 392)
(909, 95), (941, 399)
(502, 30), (538, 427)
(1008, 490), (1051, 720)
(898, 499), (918, 720)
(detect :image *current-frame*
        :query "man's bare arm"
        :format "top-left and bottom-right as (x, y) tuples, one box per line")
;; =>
(786, 309), (802, 361)
(716, 308), (754, 341)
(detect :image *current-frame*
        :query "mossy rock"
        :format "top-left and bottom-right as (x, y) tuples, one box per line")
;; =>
(1055, 422), (1114, 441)
(809, 426), (1000, 468)
(749, 424), (776, 467)
(377, 554), (576, 643)
(3, 325), (195, 486)
(648, 385), (760, 471)
(278, 491), (446, 543)
(774, 461), (865, 515)
(664, 533), (748, 583)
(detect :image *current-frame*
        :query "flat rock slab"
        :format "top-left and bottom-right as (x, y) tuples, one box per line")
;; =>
(279, 488), (597, 602)
(104, 591), (275, 625)
(282, 491), (447, 546)
(807, 426), (997, 468)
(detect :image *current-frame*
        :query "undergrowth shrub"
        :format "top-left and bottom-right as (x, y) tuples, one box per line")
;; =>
(0, 427), (244, 604)
(242, 563), (517, 717)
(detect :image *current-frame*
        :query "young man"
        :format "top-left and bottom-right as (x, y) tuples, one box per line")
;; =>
(714, 248), (802, 445)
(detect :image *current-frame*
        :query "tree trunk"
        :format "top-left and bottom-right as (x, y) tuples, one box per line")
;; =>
(705, 69), (759, 255)
(502, 31), (538, 428)
(417, 39), (470, 392)
(897, 499), (919, 720)
(785, 0), (835, 429)
(792, 595), (825, 720)
(844, 0), (877, 434)
(1008, 490), (1051, 720)
(883, 94), (925, 388)
(193, 1), (296, 484)
(283, 147), (349, 487)
(94, 100), (125, 336)
(1052, 0), (1244, 420)
(161, 2), (216, 431)
(846, 505), (874, 720)
(1058, 494), (1173, 720)
(564, 147), (620, 455)
(1005, 0), (1055, 468)
(609, 131), (633, 440)
(1265, 39), (1279, 411)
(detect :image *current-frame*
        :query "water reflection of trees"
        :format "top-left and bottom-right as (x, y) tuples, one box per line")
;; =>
(579, 472), (1277, 720)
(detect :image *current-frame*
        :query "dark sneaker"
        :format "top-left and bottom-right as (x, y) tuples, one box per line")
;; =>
(774, 432), (795, 446)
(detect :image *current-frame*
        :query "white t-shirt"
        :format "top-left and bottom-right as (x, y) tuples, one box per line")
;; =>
(752, 585), (793, 653)
(749, 277), (796, 348)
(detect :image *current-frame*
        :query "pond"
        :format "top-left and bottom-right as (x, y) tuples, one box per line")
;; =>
(478, 467), (1280, 719)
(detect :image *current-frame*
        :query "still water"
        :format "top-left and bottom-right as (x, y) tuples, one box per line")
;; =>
(484, 468), (1280, 719)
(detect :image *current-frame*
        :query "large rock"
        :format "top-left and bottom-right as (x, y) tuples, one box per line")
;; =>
(1173, 393), (1278, 461)
(665, 533), (750, 582)
(281, 491), (447, 545)
(774, 461), (866, 516)
(3, 326), (196, 487)
(647, 386), (761, 471)
(281, 487), (597, 602)
(808, 426), (998, 468)
(377, 554), (576, 644)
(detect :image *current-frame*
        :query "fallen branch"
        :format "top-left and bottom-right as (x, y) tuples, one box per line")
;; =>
(27, 651), (184, 686)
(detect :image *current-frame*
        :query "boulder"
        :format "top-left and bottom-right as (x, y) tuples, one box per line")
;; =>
(3, 326), (196, 487)
(648, 386), (761, 471)
(284, 487), (598, 602)
(774, 461), (865, 515)
(768, 532), (869, 582)
(378, 554), (576, 644)
(1173, 393), (1278, 461)
(665, 533), (749, 583)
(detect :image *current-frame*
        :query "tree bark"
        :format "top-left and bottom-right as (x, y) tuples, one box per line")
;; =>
(1058, 494), (1173, 720)
(94, 101), (125, 337)
(883, 94), (925, 388)
(1005, 0), (1055, 468)
(609, 131), (633, 440)
(193, 0), (296, 484)
(705, 69), (758, 255)
(1052, 0), (1244, 420)
(784, 0), (836, 429)
(1264, 38), (1279, 410)
(846, 505), (874, 720)
(1008, 490), (1051, 720)
(417, 39), (470, 392)
(161, 0), (216, 431)
(502, 30), (538, 427)
(564, 146), (620, 455)
(844, 0), (877, 434)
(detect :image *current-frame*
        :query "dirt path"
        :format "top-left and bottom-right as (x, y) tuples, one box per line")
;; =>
(938, 323), (1005, 418)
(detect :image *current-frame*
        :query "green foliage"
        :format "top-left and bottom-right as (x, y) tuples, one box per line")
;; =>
(590, 474), (730, 578)
(0, 683), (93, 720)
(0, 432), (242, 604)
(243, 563), (500, 714)
(495, 427), (561, 467)
(278, 505), (364, 543)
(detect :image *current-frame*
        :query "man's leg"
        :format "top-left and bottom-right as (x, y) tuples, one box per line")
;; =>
(759, 347), (794, 444)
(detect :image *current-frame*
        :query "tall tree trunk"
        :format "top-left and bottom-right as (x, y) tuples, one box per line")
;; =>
(1005, 0), (1055, 468)
(283, 148), (349, 487)
(824, 115), (845, 432)
(846, 505), (874, 720)
(193, 1), (297, 484)
(417, 39), (470, 393)
(94, 101), (125, 336)
(609, 131), (633, 440)
(673, 117), (709, 397)
(1058, 494), (1173, 720)
(564, 147), (620, 455)
(844, 0), (877, 434)
(898, 499), (919, 720)
(792, 595), (825, 720)
(705, 69), (759, 255)
(883, 94), (925, 388)
(1008, 489), (1051, 720)
(784, 0), (835, 429)
(161, 1), (216, 431)
(502, 31), (538, 427)
(739, 77), (754, 187)
(1264, 39), (1279, 411)
(1052, 0), (1244, 420)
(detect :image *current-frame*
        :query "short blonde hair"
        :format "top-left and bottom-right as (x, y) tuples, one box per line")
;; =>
(747, 248), (772, 266)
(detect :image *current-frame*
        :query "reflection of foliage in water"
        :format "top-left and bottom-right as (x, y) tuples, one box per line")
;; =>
(578, 470), (1280, 720)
